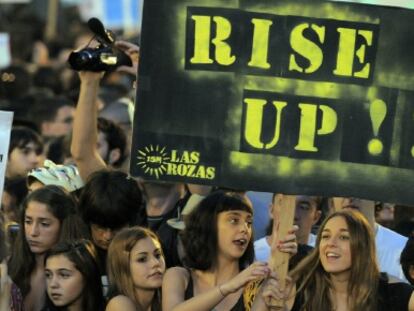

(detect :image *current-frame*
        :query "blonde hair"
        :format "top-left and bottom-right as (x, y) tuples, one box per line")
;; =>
(289, 210), (379, 311)
(107, 226), (163, 311)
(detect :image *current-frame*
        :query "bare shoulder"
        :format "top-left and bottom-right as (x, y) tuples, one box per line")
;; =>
(105, 295), (136, 311)
(165, 266), (190, 279)
(165, 266), (190, 284)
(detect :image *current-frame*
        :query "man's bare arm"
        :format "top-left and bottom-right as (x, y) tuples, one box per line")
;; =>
(71, 71), (107, 182)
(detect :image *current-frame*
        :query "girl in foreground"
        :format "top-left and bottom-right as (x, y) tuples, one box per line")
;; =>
(105, 226), (165, 311)
(8, 186), (85, 311)
(272, 210), (414, 311)
(44, 240), (105, 311)
(162, 191), (297, 311)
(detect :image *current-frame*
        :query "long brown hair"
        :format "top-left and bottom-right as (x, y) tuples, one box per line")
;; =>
(289, 210), (380, 311)
(107, 226), (163, 311)
(8, 185), (78, 297)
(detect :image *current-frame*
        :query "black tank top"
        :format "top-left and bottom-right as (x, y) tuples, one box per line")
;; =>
(184, 270), (246, 311)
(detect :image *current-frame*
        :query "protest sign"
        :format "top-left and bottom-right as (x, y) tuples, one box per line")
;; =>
(0, 111), (14, 201)
(0, 33), (11, 69)
(130, 0), (414, 205)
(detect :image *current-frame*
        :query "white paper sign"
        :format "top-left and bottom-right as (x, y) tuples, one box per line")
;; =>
(0, 33), (11, 69)
(0, 111), (14, 201)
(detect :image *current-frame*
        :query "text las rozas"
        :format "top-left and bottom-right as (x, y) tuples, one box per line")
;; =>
(185, 7), (379, 85)
(167, 150), (216, 179)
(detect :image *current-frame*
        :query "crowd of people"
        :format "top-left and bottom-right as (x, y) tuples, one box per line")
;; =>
(2, 3), (414, 311)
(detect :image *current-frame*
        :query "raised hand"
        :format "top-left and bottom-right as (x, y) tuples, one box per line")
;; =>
(262, 272), (293, 310)
(272, 225), (298, 257)
(115, 40), (139, 76)
(220, 261), (270, 295)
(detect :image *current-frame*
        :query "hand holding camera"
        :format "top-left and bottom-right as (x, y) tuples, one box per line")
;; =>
(68, 18), (133, 72)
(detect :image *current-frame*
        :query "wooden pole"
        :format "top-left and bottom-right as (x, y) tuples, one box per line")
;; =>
(45, 0), (59, 41)
(268, 194), (296, 308)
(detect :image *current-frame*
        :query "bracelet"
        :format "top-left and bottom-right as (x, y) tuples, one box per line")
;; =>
(218, 285), (226, 297)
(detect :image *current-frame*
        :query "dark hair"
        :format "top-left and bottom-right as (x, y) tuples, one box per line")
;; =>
(44, 240), (105, 311)
(8, 185), (78, 297)
(31, 96), (74, 128)
(33, 66), (63, 95)
(271, 193), (323, 211)
(181, 191), (254, 270)
(79, 170), (145, 229)
(97, 117), (126, 167)
(3, 177), (28, 222)
(9, 126), (43, 155)
(401, 237), (414, 285)
(0, 65), (32, 100)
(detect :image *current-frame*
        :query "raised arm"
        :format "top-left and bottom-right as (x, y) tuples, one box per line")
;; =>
(163, 263), (270, 311)
(71, 71), (107, 181)
(162, 267), (225, 311)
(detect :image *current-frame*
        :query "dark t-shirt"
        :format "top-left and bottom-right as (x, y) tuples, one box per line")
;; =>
(377, 273), (413, 311)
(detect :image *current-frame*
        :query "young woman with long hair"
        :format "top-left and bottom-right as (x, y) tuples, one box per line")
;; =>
(43, 239), (105, 311)
(270, 209), (414, 311)
(8, 185), (87, 311)
(162, 190), (297, 311)
(106, 226), (165, 311)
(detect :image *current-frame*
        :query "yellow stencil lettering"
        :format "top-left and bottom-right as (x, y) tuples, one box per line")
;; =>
(244, 98), (287, 149)
(289, 23), (325, 74)
(190, 15), (236, 66)
(248, 18), (273, 69)
(295, 104), (337, 152)
(334, 28), (373, 79)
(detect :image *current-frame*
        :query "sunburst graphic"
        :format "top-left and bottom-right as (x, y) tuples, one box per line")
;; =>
(136, 145), (170, 179)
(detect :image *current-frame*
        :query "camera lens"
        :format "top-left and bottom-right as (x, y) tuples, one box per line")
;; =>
(68, 50), (94, 71)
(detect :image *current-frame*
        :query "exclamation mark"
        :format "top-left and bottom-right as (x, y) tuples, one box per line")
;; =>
(367, 99), (387, 155)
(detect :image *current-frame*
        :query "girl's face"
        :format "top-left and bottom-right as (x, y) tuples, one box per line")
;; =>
(319, 216), (352, 278)
(130, 237), (166, 290)
(24, 201), (61, 254)
(217, 210), (253, 261)
(45, 254), (84, 309)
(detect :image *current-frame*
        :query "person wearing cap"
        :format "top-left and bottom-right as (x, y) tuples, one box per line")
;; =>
(26, 159), (84, 194)
(167, 193), (206, 231)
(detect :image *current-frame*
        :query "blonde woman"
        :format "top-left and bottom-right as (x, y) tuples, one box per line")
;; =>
(106, 227), (165, 311)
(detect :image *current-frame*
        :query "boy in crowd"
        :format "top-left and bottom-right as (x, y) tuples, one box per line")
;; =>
(6, 126), (43, 180)
(255, 194), (322, 264)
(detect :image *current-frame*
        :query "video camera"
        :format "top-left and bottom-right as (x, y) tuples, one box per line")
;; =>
(68, 18), (132, 72)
